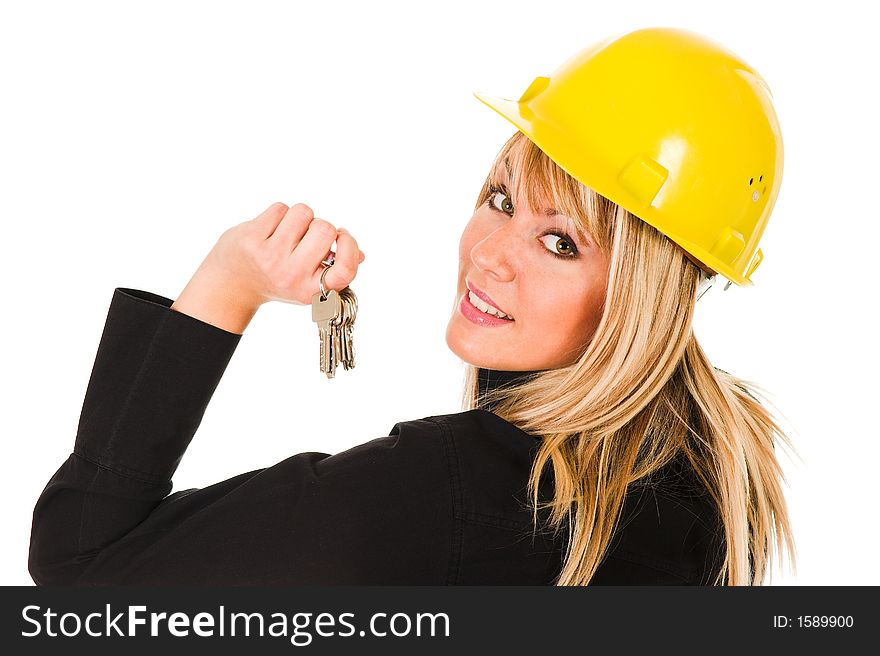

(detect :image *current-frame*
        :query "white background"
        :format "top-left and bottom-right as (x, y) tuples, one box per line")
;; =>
(2, 0), (876, 585)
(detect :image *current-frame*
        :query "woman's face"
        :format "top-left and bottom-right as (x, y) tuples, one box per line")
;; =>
(445, 165), (610, 371)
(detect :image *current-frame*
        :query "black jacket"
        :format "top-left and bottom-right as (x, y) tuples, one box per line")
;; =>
(28, 287), (725, 586)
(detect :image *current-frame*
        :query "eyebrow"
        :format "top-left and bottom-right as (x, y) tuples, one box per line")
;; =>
(493, 158), (559, 216)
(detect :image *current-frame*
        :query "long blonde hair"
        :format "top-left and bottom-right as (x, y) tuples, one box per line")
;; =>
(462, 131), (798, 585)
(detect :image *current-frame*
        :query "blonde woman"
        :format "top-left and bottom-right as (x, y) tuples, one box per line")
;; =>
(28, 27), (796, 586)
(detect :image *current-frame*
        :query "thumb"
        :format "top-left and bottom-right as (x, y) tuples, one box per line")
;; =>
(337, 227), (365, 263)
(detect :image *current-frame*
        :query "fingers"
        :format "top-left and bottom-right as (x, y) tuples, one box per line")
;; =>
(250, 202), (292, 240)
(291, 218), (340, 285)
(317, 227), (361, 292)
(338, 228), (365, 264)
(265, 203), (314, 249)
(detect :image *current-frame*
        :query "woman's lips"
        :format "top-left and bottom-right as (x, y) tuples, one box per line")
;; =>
(459, 293), (515, 327)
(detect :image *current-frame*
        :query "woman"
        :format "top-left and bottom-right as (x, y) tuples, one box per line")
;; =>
(28, 27), (796, 586)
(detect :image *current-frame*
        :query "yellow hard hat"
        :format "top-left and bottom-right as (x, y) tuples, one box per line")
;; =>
(473, 26), (783, 287)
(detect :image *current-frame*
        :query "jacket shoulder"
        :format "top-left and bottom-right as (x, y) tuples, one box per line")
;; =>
(418, 409), (548, 528)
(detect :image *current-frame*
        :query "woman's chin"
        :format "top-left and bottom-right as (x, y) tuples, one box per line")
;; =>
(445, 322), (483, 367)
(444, 321), (467, 362)
(446, 311), (524, 369)
(445, 338), (502, 370)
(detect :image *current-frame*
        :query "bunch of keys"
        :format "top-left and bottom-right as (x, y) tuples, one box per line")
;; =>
(311, 257), (358, 378)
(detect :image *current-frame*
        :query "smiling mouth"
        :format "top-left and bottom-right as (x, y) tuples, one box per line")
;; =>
(466, 290), (514, 320)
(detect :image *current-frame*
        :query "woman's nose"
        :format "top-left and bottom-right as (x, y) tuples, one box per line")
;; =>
(470, 227), (515, 282)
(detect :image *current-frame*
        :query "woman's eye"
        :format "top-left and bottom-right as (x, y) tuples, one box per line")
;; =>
(539, 233), (578, 258)
(488, 188), (514, 216)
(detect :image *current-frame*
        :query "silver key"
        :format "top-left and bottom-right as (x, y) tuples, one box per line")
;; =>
(312, 289), (341, 377)
(331, 300), (347, 376)
(339, 287), (358, 370)
(338, 291), (351, 368)
(349, 288), (358, 370)
(343, 299), (354, 370)
(328, 315), (340, 376)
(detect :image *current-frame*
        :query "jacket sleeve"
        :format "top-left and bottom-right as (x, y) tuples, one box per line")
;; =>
(28, 288), (453, 586)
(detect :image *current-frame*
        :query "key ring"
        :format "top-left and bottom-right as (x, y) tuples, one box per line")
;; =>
(319, 253), (335, 299)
